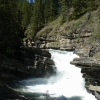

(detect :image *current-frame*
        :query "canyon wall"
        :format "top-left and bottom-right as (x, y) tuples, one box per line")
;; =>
(25, 11), (100, 100)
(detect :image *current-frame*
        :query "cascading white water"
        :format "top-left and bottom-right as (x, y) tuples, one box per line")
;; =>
(19, 49), (97, 100)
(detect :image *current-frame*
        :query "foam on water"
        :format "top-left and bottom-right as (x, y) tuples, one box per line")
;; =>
(19, 49), (97, 100)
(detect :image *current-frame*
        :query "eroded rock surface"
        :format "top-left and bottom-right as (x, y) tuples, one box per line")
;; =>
(71, 39), (100, 100)
(0, 48), (55, 99)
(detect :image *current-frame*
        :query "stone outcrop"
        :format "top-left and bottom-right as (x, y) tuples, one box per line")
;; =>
(29, 12), (91, 51)
(31, 27), (92, 51)
(0, 47), (56, 99)
(70, 40), (100, 100)
(70, 57), (100, 68)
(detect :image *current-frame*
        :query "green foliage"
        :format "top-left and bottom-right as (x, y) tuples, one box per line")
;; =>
(59, 0), (72, 22)
(72, 0), (87, 19)
(60, 17), (66, 25)
(1, 0), (99, 57)
(92, 23), (100, 39)
(87, 0), (97, 11)
(30, 0), (44, 36)
(18, 0), (33, 28)
(44, 0), (58, 24)
(38, 28), (52, 36)
(0, 0), (24, 56)
(26, 0), (99, 38)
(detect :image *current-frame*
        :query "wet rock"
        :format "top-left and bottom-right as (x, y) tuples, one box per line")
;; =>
(70, 39), (100, 100)
(44, 57), (55, 65)
(0, 84), (28, 100)
(0, 47), (56, 100)
(33, 54), (56, 77)
(21, 47), (51, 58)
(70, 57), (100, 68)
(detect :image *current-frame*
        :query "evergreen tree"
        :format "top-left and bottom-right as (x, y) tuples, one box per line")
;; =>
(87, 0), (97, 11)
(72, 0), (87, 19)
(59, 0), (72, 22)
(0, 0), (23, 56)
(44, 0), (58, 24)
(30, 0), (44, 36)
(44, 0), (51, 24)
(18, 0), (32, 28)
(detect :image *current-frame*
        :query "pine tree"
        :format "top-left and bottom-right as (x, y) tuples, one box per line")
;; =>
(30, 0), (44, 36)
(87, 0), (97, 11)
(72, 0), (87, 19)
(44, 0), (58, 24)
(59, 0), (72, 23)
(18, 0), (32, 28)
(49, 0), (58, 21)
(0, 0), (23, 56)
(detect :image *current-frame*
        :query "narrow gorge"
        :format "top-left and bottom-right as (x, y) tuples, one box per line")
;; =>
(1, 1), (100, 100)
(22, 10), (100, 100)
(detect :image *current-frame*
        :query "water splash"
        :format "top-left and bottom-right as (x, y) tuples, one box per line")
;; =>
(19, 49), (97, 100)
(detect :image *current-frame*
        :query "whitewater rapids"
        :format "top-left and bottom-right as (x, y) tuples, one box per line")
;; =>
(19, 49), (97, 100)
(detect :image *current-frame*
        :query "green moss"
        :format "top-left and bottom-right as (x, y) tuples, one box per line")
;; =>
(23, 37), (27, 41)
(37, 27), (52, 36)
(76, 37), (80, 43)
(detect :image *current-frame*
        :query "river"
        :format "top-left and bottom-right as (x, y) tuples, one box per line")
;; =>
(16, 49), (97, 100)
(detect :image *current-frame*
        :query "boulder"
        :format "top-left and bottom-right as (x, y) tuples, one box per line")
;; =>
(21, 47), (51, 58)
(44, 58), (55, 65)
(70, 57), (100, 68)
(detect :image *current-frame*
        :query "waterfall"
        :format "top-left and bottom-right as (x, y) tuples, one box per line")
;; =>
(19, 49), (97, 100)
